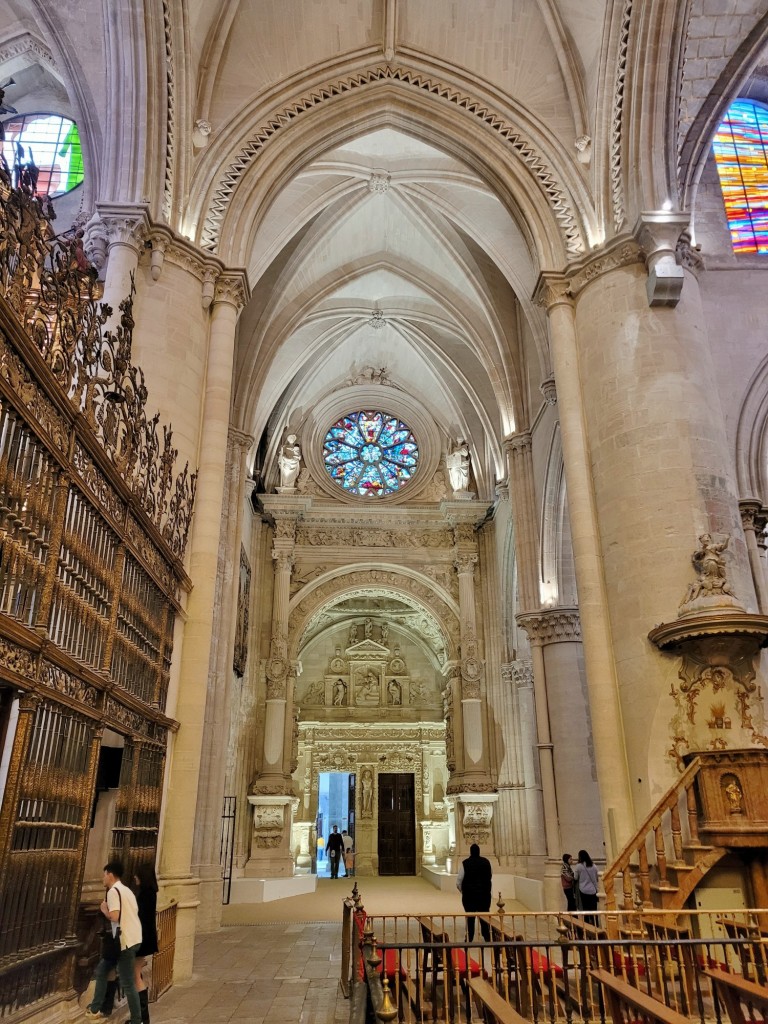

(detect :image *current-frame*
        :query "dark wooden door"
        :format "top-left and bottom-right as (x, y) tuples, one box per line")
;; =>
(377, 773), (416, 875)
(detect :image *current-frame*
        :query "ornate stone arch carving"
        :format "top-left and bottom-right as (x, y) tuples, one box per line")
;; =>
(193, 61), (591, 261)
(288, 565), (460, 662)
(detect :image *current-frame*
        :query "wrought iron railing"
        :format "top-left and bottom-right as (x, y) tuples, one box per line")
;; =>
(150, 900), (177, 1002)
(345, 891), (768, 1024)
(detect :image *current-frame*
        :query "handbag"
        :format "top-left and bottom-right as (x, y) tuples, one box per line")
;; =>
(100, 887), (122, 961)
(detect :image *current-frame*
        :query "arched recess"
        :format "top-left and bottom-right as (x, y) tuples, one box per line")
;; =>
(287, 565), (460, 663)
(186, 59), (598, 268)
(736, 353), (768, 503)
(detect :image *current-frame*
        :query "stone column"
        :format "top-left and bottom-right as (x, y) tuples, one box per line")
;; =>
(246, 496), (310, 877)
(537, 224), (754, 842)
(740, 500), (768, 613)
(192, 428), (253, 932)
(534, 269), (634, 857)
(504, 432), (539, 612)
(94, 203), (150, 322)
(515, 614), (560, 861)
(158, 271), (248, 981)
(443, 502), (498, 860)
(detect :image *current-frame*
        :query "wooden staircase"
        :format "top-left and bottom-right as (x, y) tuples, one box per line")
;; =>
(604, 756), (726, 911)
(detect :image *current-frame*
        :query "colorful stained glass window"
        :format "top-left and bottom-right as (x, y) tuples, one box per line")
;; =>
(323, 411), (419, 497)
(1, 114), (84, 198)
(712, 98), (768, 254)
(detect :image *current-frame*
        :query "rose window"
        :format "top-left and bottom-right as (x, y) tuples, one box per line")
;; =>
(323, 411), (419, 497)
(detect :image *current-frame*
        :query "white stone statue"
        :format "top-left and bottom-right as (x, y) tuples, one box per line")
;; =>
(447, 441), (470, 493)
(277, 433), (301, 489)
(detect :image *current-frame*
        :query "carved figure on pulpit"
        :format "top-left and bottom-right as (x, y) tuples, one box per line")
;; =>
(349, 623), (358, 643)
(685, 533), (735, 603)
(381, 622), (389, 644)
(387, 679), (401, 705)
(364, 617), (372, 639)
(333, 679), (347, 706)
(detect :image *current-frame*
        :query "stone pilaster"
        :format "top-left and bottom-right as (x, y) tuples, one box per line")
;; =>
(441, 502), (497, 857)
(246, 495), (311, 877)
(193, 428), (253, 932)
(159, 270), (248, 981)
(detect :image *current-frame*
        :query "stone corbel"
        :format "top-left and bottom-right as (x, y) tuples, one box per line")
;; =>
(149, 236), (168, 281)
(633, 211), (690, 308)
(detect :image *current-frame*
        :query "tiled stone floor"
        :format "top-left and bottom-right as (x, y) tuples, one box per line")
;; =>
(151, 923), (348, 1024)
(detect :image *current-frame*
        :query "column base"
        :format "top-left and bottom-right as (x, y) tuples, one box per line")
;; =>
(196, 868), (225, 933)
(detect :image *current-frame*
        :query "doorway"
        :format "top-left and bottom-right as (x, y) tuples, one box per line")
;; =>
(316, 771), (355, 876)
(377, 773), (416, 875)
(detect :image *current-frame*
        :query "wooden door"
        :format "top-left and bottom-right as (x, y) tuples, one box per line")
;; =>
(377, 772), (416, 875)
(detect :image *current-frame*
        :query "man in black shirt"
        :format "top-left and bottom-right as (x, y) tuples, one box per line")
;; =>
(456, 843), (492, 941)
(326, 825), (344, 878)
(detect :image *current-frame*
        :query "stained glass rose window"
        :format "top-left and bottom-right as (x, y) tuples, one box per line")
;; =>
(323, 411), (419, 497)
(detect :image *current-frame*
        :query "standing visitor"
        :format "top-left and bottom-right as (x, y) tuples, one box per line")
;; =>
(326, 825), (344, 878)
(341, 830), (354, 877)
(561, 853), (577, 912)
(573, 849), (599, 922)
(85, 862), (142, 1024)
(133, 863), (159, 1024)
(456, 844), (492, 942)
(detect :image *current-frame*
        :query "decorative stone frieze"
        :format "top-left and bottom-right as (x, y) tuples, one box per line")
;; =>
(517, 608), (582, 645)
(502, 660), (533, 690)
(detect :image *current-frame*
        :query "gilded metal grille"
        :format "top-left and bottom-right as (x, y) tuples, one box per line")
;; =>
(49, 486), (117, 667)
(0, 407), (58, 625)
(110, 741), (164, 880)
(0, 179), (194, 1014)
(0, 700), (97, 963)
(110, 555), (165, 706)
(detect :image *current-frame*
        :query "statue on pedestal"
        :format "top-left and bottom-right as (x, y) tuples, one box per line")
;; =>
(277, 433), (301, 489)
(447, 441), (470, 494)
(684, 533), (735, 604)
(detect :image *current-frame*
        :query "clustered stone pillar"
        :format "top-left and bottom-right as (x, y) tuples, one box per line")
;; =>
(504, 432), (561, 870)
(443, 503), (498, 861)
(159, 271), (247, 981)
(192, 428), (253, 932)
(534, 269), (635, 857)
(246, 496), (310, 877)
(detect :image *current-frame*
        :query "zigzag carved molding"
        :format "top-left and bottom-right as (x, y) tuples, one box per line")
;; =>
(199, 63), (585, 258)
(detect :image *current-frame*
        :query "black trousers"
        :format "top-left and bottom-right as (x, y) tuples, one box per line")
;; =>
(463, 901), (491, 942)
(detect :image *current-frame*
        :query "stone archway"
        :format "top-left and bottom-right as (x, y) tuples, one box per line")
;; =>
(289, 574), (455, 877)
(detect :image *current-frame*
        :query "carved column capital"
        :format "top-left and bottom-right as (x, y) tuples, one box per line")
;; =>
(740, 498), (767, 535)
(503, 430), (532, 458)
(228, 427), (254, 453)
(503, 659), (533, 689)
(633, 211), (691, 307)
(453, 552), (478, 576)
(540, 377), (557, 405)
(214, 270), (250, 312)
(96, 202), (151, 254)
(517, 607), (582, 645)
(533, 271), (572, 312)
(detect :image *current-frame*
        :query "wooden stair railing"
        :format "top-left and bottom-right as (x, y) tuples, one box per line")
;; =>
(605, 756), (705, 910)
